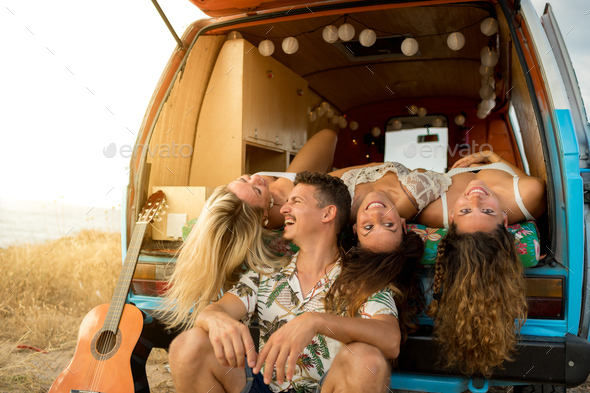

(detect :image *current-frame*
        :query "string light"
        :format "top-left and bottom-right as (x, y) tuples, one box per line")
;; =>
(447, 32), (465, 50)
(258, 40), (274, 56)
(282, 37), (299, 54)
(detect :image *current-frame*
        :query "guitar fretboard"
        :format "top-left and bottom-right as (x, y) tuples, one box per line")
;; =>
(104, 221), (149, 331)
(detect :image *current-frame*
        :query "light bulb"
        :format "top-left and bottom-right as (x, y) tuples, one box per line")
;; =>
(481, 99), (496, 112)
(338, 117), (348, 129)
(481, 18), (499, 36)
(477, 107), (488, 119)
(433, 117), (443, 127)
(282, 37), (299, 54)
(338, 23), (355, 41)
(479, 84), (495, 100)
(316, 107), (325, 117)
(321, 101), (330, 111)
(330, 115), (340, 124)
(455, 115), (466, 126)
(417, 107), (427, 117)
(359, 29), (376, 47)
(481, 48), (499, 67)
(447, 32), (465, 51)
(227, 31), (242, 40)
(401, 38), (419, 56)
(392, 119), (402, 130)
(326, 108), (334, 118)
(479, 64), (494, 76)
(259, 40), (275, 56)
(349, 121), (359, 131)
(371, 127), (381, 137)
(408, 104), (418, 115)
(309, 111), (317, 122)
(322, 25), (338, 43)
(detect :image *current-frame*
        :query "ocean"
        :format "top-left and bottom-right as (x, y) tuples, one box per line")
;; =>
(0, 198), (121, 248)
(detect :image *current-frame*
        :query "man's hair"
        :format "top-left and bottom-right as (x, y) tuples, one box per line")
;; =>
(294, 171), (351, 234)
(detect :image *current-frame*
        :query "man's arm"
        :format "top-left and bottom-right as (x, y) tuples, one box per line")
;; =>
(315, 313), (400, 358)
(253, 312), (400, 385)
(195, 293), (257, 369)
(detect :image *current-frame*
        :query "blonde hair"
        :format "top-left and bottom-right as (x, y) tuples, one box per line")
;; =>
(161, 185), (287, 331)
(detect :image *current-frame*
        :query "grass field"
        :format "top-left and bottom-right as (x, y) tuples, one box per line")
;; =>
(2, 230), (589, 393)
(0, 230), (174, 392)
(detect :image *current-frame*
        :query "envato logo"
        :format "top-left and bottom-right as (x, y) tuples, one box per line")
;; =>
(403, 141), (493, 159)
(102, 141), (193, 158)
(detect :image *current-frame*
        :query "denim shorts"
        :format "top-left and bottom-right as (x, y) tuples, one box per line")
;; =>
(240, 359), (329, 393)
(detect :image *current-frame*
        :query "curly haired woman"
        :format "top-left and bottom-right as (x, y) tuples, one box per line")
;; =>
(420, 150), (547, 377)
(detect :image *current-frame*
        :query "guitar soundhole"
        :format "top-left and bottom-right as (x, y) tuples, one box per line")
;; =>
(90, 328), (122, 361)
(96, 331), (117, 354)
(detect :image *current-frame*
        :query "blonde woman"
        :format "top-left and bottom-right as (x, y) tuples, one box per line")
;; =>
(163, 129), (338, 331)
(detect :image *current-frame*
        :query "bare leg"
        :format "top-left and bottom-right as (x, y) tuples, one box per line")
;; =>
(169, 327), (248, 393)
(320, 342), (390, 393)
(287, 129), (338, 174)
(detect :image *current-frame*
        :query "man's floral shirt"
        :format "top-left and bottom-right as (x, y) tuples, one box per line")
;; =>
(227, 252), (398, 393)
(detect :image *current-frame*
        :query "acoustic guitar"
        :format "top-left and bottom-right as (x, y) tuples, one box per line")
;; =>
(49, 191), (167, 393)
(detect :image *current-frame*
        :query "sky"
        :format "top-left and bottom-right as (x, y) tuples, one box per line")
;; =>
(1, 0), (588, 209)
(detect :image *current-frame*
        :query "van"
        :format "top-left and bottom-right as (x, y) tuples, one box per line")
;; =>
(121, 0), (590, 391)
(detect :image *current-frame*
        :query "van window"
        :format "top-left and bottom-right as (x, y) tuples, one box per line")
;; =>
(508, 103), (530, 175)
(384, 115), (449, 173)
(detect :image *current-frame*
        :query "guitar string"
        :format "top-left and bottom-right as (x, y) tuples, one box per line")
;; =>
(93, 221), (147, 390)
(85, 220), (149, 391)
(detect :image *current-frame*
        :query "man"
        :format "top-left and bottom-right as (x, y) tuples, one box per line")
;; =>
(169, 172), (401, 393)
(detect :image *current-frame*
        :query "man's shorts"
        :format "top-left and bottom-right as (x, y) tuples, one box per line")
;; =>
(240, 359), (329, 393)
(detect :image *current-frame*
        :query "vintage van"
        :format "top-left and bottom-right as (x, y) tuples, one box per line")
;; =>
(120, 0), (590, 391)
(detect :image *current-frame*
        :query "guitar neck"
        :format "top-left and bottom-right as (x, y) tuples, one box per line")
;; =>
(104, 221), (149, 331)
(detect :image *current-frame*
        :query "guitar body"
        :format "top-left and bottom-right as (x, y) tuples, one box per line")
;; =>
(49, 303), (144, 393)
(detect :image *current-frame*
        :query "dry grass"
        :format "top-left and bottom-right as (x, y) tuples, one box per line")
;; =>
(0, 230), (121, 390)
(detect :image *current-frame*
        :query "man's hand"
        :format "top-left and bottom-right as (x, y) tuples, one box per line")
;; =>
(451, 150), (497, 169)
(206, 311), (257, 369)
(253, 312), (318, 385)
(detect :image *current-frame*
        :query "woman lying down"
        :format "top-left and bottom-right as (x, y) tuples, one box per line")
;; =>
(163, 127), (546, 377)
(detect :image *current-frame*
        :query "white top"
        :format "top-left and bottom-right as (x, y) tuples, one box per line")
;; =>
(255, 172), (296, 182)
(341, 162), (452, 212)
(441, 162), (535, 228)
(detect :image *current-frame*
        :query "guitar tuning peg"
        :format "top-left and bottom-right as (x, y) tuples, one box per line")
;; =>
(147, 202), (152, 206)
(160, 211), (166, 215)
(157, 217), (163, 222)
(165, 205), (169, 209)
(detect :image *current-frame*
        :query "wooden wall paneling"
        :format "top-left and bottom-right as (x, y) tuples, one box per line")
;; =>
(242, 40), (309, 153)
(147, 35), (226, 193)
(510, 45), (546, 181)
(151, 186), (215, 241)
(189, 39), (246, 187)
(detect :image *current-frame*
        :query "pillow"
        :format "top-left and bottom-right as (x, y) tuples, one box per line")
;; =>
(182, 219), (540, 268)
(406, 221), (540, 268)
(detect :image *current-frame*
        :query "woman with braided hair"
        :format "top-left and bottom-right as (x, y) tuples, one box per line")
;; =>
(420, 150), (545, 377)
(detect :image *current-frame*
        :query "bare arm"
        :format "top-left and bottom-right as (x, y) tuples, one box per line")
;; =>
(195, 293), (257, 368)
(286, 129), (338, 174)
(254, 312), (400, 385)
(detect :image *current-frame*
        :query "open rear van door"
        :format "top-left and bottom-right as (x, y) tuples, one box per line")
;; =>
(540, 3), (590, 166)
(539, 3), (590, 340)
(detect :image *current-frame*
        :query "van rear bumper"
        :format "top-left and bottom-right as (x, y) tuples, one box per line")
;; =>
(396, 332), (590, 387)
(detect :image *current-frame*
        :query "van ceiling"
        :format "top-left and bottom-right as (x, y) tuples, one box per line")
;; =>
(236, 2), (497, 113)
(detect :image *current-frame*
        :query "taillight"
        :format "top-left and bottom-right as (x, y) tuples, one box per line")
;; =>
(526, 275), (564, 319)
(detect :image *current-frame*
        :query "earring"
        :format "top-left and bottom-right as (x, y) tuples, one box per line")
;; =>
(269, 195), (274, 210)
(264, 218), (269, 226)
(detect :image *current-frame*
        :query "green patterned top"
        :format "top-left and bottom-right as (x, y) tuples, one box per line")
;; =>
(228, 252), (398, 393)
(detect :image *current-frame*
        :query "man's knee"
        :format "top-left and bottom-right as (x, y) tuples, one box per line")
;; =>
(169, 327), (212, 372)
